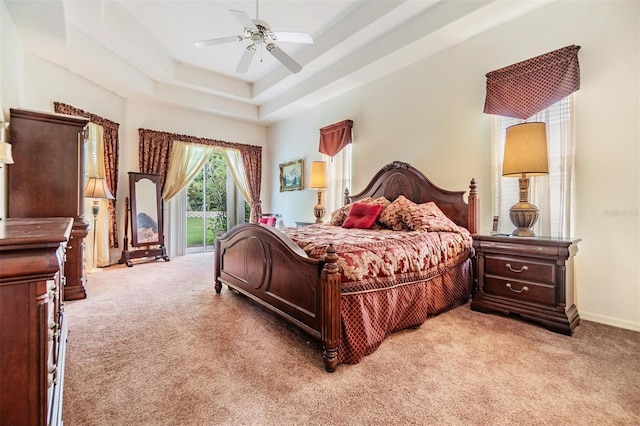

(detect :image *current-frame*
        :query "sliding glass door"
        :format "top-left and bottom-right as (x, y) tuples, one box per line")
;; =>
(186, 152), (227, 253)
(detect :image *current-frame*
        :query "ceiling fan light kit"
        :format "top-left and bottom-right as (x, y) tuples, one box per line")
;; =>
(195, 1), (313, 74)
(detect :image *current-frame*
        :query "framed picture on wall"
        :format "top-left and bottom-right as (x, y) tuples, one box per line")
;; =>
(279, 159), (304, 192)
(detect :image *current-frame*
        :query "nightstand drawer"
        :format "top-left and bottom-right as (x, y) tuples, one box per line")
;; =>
(484, 276), (555, 306)
(478, 240), (560, 257)
(485, 255), (555, 285)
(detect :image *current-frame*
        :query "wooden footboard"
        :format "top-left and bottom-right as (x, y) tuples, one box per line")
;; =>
(214, 223), (342, 371)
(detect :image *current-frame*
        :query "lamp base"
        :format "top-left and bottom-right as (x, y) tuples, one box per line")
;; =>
(313, 190), (325, 224)
(509, 201), (539, 237)
(313, 205), (325, 223)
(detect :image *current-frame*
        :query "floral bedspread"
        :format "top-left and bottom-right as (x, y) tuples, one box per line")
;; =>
(281, 224), (473, 294)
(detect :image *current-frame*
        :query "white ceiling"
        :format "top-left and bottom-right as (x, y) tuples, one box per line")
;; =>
(4, 0), (552, 125)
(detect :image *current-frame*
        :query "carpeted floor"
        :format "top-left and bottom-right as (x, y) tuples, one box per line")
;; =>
(62, 253), (640, 425)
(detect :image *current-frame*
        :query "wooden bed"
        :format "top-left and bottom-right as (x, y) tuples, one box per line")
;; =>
(214, 161), (478, 371)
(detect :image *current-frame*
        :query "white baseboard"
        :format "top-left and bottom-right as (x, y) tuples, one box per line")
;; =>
(579, 311), (640, 332)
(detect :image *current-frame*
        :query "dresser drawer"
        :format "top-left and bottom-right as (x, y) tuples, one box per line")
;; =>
(485, 255), (555, 285)
(484, 276), (555, 306)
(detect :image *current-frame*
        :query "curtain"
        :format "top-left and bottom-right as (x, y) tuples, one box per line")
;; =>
(163, 141), (213, 202)
(319, 120), (353, 157)
(138, 128), (262, 222)
(54, 102), (120, 248)
(138, 129), (173, 185)
(223, 149), (251, 204)
(491, 97), (575, 238)
(484, 45), (580, 120)
(240, 146), (262, 222)
(322, 144), (352, 214)
(85, 123), (111, 268)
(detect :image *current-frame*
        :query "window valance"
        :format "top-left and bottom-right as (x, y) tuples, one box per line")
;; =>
(483, 45), (581, 119)
(319, 119), (353, 157)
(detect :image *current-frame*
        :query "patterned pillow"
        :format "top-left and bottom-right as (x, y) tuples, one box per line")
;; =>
(369, 196), (391, 210)
(400, 201), (460, 232)
(378, 195), (415, 231)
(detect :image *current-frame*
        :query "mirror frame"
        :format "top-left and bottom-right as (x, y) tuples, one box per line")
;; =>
(130, 173), (163, 247)
(118, 172), (169, 267)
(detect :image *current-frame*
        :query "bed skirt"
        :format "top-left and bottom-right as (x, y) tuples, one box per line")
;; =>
(338, 257), (473, 364)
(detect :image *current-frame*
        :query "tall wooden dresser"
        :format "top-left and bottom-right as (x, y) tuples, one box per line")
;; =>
(8, 108), (89, 300)
(0, 217), (72, 425)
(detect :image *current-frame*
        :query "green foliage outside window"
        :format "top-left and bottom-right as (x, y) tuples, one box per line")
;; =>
(187, 152), (227, 212)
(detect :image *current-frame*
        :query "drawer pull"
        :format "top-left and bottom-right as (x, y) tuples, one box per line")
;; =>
(506, 263), (528, 273)
(506, 283), (529, 293)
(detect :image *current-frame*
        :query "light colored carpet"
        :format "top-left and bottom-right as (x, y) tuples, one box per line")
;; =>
(63, 253), (640, 425)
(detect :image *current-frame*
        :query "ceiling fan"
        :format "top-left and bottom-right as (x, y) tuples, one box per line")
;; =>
(194, 0), (313, 74)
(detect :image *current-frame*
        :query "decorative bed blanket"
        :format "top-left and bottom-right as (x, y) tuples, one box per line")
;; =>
(281, 225), (473, 294)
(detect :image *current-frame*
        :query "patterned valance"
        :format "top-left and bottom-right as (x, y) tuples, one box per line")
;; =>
(319, 119), (353, 157)
(484, 45), (581, 119)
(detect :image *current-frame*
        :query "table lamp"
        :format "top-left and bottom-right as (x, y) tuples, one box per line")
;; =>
(0, 121), (13, 165)
(502, 122), (549, 237)
(84, 177), (115, 271)
(309, 161), (327, 223)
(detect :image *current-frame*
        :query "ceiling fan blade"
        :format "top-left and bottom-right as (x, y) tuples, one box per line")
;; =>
(272, 32), (313, 44)
(236, 44), (256, 73)
(194, 36), (241, 48)
(266, 43), (302, 74)
(230, 9), (258, 31)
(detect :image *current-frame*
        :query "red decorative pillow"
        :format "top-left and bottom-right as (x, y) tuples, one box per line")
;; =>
(259, 216), (277, 226)
(328, 197), (374, 226)
(341, 202), (384, 229)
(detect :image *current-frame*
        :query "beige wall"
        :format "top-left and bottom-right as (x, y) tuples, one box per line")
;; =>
(0, 0), (22, 219)
(267, 1), (640, 331)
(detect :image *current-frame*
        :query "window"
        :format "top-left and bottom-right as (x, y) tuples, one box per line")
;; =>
(84, 122), (110, 269)
(322, 143), (352, 215)
(85, 123), (105, 179)
(492, 96), (575, 238)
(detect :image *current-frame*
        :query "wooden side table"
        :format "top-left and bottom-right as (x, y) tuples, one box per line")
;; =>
(471, 234), (580, 335)
(295, 221), (314, 227)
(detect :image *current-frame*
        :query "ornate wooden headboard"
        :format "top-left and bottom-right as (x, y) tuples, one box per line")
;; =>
(345, 161), (478, 233)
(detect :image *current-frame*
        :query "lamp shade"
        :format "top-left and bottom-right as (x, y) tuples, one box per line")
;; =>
(309, 161), (327, 189)
(502, 122), (549, 177)
(0, 122), (13, 164)
(0, 142), (13, 164)
(84, 177), (115, 199)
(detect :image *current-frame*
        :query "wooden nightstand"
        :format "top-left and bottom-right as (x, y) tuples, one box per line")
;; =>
(295, 221), (315, 227)
(471, 234), (580, 335)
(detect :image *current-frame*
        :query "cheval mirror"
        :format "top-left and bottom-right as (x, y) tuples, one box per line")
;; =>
(119, 172), (169, 267)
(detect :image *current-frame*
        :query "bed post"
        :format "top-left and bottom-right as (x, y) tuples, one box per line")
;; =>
(320, 243), (341, 372)
(468, 178), (479, 234)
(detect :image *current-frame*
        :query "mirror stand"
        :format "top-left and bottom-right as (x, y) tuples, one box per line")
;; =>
(118, 172), (169, 267)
